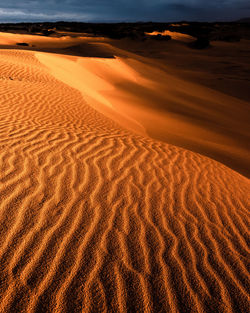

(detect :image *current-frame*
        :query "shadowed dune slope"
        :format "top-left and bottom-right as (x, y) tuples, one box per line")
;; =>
(37, 52), (250, 177)
(0, 50), (249, 313)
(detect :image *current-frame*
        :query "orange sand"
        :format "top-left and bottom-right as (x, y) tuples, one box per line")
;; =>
(146, 30), (195, 42)
(0, 33), (249, 313)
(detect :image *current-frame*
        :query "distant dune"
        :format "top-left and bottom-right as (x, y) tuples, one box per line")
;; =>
(0, 33), (249, 312)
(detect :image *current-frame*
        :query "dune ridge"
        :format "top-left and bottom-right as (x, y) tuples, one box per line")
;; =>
(0, 49), (249, 313)
(36, 51), (250, 177)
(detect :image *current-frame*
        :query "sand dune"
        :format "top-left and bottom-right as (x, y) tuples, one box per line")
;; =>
(1, 33), (249, 177)
(0, 45), (249, 313)
(146, 30), (195, 42)
(0, 31), (97, 48)
(36, 50), (250, 177)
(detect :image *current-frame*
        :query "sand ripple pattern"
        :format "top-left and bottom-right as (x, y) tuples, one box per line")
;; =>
(0, 50), (249, 313)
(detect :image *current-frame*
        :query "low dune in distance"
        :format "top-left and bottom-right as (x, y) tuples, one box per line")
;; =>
(146, 30), (195, 42)
(0, 32), (249, 313)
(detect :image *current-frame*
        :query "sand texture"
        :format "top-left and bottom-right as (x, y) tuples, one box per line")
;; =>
(0, 40), (249, 313)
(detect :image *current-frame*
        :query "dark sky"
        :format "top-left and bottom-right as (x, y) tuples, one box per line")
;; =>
(0, 0), (249, 23)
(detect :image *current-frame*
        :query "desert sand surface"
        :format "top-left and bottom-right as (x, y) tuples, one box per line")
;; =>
(0, 32), (249, 313)
(0, 32), (249, 176)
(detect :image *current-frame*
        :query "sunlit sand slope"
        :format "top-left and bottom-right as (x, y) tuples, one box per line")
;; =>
(36, 52), (250, 177)
(0, 50), (249, 313)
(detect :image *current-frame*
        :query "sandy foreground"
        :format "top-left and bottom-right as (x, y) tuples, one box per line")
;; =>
(0, 33), (249, 312)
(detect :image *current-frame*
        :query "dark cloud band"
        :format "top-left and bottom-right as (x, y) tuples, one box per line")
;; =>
(0, 0), (249, 22)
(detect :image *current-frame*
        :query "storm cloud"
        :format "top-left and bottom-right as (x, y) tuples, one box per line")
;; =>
(0, 0), (249, 22)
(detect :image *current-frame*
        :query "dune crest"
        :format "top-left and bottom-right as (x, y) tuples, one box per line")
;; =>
(0, 49), (249, 313)
(36, 52), (146, 135)
(37, 51), (249, 176)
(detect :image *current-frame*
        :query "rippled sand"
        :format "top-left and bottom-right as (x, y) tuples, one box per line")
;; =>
(0, 34), (249, 313)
